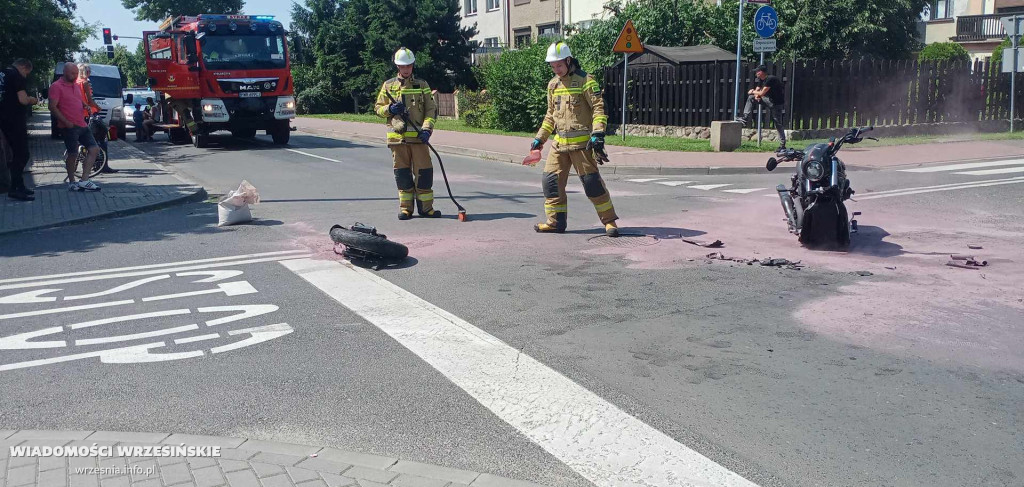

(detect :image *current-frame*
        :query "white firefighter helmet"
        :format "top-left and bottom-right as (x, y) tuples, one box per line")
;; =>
(394, 48), (416, 66)
(545, 42), (572, 62)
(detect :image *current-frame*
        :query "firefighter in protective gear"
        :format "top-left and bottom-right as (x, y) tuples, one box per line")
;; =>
(374, 47), (440, 220)
(532, 42), (619, 237)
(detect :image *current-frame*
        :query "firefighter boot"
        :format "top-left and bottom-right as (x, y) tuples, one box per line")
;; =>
(605, 222), (619, 237)
(535, 213), (567, 233)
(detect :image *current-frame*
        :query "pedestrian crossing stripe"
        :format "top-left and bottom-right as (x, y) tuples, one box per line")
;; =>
(898, 159), (1024, 173)
(954, 166), (1024, 176)
(689, 184), (732, 191)
(654, 181), (694, 187)
(722, 188), (767, 194)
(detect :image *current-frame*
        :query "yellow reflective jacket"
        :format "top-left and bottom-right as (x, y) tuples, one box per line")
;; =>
(374, 76), (437, 145)
(535, 70), (608, 152)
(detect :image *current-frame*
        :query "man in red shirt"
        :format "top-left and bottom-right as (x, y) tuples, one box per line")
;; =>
(49, 63), (100, 191)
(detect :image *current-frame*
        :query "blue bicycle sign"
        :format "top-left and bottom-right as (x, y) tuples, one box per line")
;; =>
(754, 6), (779, 38)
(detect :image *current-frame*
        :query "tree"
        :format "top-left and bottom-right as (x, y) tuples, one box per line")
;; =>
(918, 42), (971, 64)
(0, 0), (92, 91)
(565, 0), (929, 79)
(477, 42), (551, 132)
(290, 0), (477, 113)
(120, 0), (244, 22)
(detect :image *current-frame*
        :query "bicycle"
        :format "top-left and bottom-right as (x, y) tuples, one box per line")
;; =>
(62, 113), (109, 180)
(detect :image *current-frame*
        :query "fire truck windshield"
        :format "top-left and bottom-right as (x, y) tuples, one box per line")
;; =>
(200, 34), (287, 70)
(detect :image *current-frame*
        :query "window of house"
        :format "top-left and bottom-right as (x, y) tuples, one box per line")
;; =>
(537, 22), (560, 39)
(930, 0), (952, 20)
(484, 37), (499, 47)
(514, 28), (531, 48)
(466, 0), (478, 16)
(487, 0), (500, 11)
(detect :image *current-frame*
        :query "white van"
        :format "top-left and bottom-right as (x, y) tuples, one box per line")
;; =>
(50, 62), (126, 138)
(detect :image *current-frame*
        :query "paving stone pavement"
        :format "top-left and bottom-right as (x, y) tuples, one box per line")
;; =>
(0, 431), (549, 487)
(0, 116), (205, 236)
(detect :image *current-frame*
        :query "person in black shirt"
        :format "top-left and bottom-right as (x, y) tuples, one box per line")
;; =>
(0, 59), (38, 201)
(736, 65), (787, 149)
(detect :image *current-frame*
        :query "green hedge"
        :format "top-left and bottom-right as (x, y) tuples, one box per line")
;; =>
(918, 42), (971, 64)
(478, 42), (553, 133)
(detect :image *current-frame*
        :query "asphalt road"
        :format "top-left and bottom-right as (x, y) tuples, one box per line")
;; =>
(1, 130), (1021, 487)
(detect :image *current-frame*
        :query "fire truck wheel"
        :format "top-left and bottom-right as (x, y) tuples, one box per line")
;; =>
(271, 121), (290, 145)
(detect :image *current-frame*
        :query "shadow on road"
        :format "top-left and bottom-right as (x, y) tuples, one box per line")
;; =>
(846, 225), (904, 257)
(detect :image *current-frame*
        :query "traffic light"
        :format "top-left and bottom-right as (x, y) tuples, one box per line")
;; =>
(106, 45), (115, 59)
(102, 28), (112, 45)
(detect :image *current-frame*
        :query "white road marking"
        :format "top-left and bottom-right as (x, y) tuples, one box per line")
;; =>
(0, 255), (312, 291)
(857, 177), (1024, 200)
(286, 149), (342, 163)
(898, 159), (1024, 173)
(281, 258), (758, 487)
(625, 178), (666, 183)
(0, 300), (134, 321)
(210, 324), (293, 354)
(0, 341), (202, 371)
(177, 270), (245, 283)
(954, 166), (1024, 176)
(654, 180), (694, 187)
(64, 275), (170, 301)
(0, 289), (59, 304)
(722, 188), (767, 194)
(0, 250), (307, 286)
(689, 184), (732, 190)
(75, 324), (200, 346)
(200, 305), (279, 326)
(140, 281), (258, 302)
(0, 327), (65, 349)
(69, 309), (191, 330)
(175, 333), (220, 345)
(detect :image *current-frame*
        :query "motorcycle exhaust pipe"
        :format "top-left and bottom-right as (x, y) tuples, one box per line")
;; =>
(776, 184), (799, 233)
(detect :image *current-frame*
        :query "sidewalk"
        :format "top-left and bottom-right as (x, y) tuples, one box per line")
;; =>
(0, 118), (205, 236)
(0, 430), (546, 487)
(293, 117), (1024, 174)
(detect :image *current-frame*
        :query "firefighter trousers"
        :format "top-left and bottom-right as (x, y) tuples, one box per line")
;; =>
(542, 149), (617, 229)
(391, 143), (435, 215)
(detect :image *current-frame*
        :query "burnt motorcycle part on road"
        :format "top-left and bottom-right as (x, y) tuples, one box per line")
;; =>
(330, 223), (409, 271)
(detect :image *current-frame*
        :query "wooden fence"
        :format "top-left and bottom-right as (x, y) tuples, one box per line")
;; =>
(435, 92), (456, 118)
(603, 59), (1024, 130)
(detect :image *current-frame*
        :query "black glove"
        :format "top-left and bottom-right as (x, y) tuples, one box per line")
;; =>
(531, 138), (543, 151)
(388, 101), (406, 115)
(586, 132), (605, 153)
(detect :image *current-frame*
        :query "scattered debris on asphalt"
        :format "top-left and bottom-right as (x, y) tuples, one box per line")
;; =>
(968, 244), (983, 250)
(948, 254), (988, 268)
(855, 270), (874, 276)
(682, 238), (724, 248)
(704, 253), (803, 269)
(885, 266), (897, 270)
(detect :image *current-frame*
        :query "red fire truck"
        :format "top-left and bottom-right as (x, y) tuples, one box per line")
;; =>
(143, 14), (296, 147)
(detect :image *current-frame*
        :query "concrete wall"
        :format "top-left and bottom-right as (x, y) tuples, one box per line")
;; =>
(566, 0), (606, 26)
(924, 19), (956, 44)
(509, 0), (561, 40)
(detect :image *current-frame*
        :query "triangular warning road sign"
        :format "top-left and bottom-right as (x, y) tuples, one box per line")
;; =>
(613, 20), (644, 54)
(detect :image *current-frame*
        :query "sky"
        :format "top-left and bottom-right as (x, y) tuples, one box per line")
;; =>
(77, 0), (296, 54)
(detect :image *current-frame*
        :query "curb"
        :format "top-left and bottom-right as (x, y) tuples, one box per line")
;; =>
(294, 126), (779, 175)
(0, 430), (549, 487)
(0, 186), (208, 238)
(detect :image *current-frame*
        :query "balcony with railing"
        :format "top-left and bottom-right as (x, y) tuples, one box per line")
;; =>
(954, 14), (1006, 42)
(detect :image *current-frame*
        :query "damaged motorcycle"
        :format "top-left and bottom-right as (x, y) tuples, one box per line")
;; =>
(766, 126), (874, 248)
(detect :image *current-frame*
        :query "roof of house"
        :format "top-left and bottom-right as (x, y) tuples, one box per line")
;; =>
(618, 45), (736, 65)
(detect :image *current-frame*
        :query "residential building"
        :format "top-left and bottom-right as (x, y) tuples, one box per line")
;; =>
(923, 0), (1024, 60)
(509, 0), (562, 47)
(463, 0), (507, 49)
